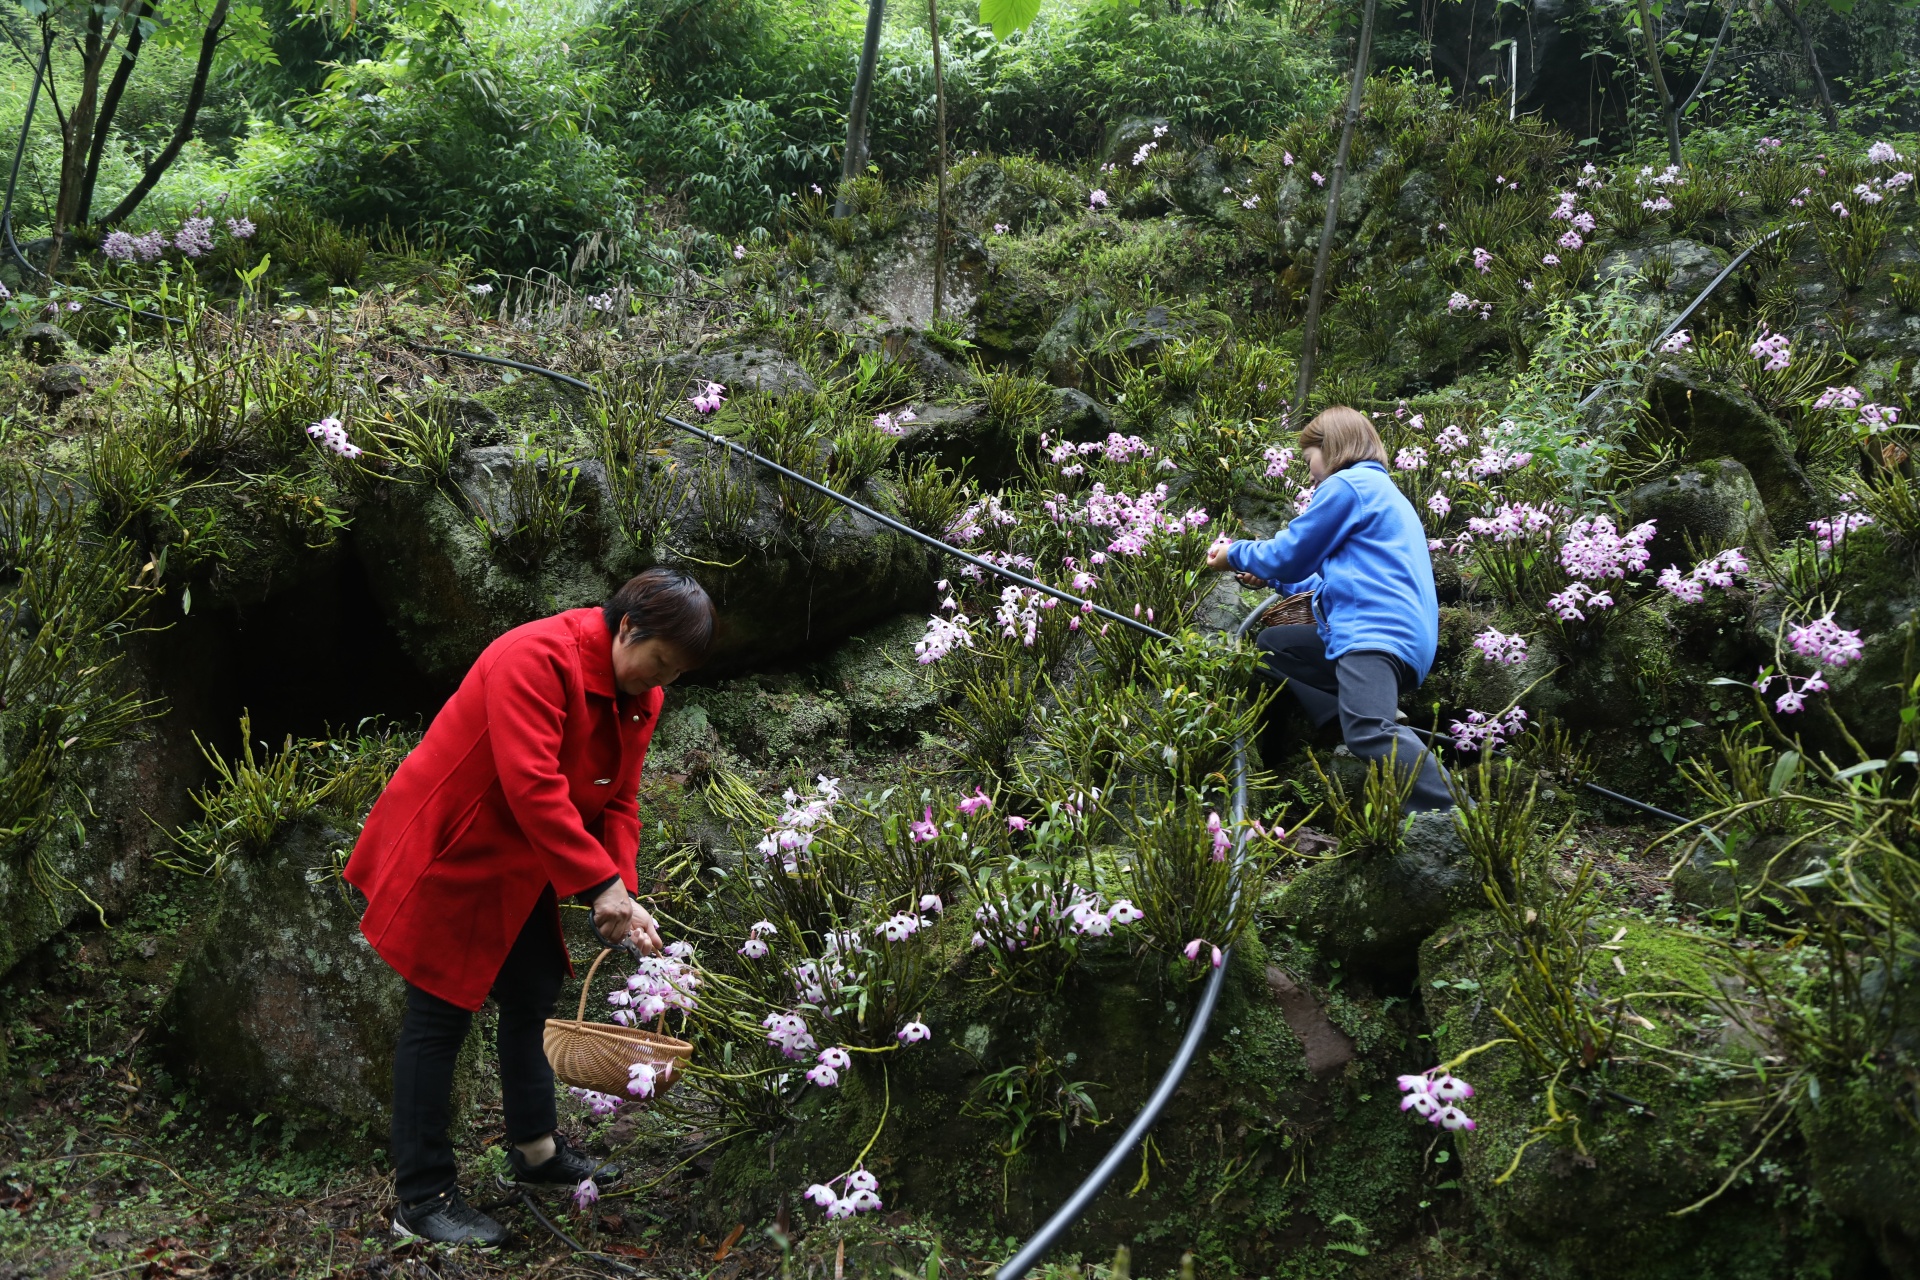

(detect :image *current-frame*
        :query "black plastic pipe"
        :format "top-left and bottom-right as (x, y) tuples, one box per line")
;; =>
(991, 593), (1276, 1280)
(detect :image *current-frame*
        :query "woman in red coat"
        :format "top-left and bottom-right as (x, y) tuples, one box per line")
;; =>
(345, 567), (715, 1246)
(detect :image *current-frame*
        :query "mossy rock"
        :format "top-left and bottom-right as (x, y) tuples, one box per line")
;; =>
(169, 820), (423, 1131)
(822, 614), (945, 741)
(1420, 914), (1858, 1279)
(1646, 362), (1816, 533)
(1670, 830), (1829, 913)
(673, 680), (851, 766)
(1798, 1072), (1920, 1255)
(352, 438), (938, 683)
(0, 729), (194, 979)
(1627, 457), (1773, 570)
(700, 934), (1434, 1276)
(1273, 810), (1479, 973)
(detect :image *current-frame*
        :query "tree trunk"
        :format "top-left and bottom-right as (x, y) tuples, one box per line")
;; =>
(102, 0), (230, 229)
(834, 0), (887, 218)
(48, 6), (116, 278)
(1674, 1), (1731, 132)
(3, 37), (54, 275)
(927, 0), (947, 323)
(82, 0), (157, 225)
(1782, 0), (1836, 127)
(1636, 0), (1682, 167)
(1293, 0), (1376, 413)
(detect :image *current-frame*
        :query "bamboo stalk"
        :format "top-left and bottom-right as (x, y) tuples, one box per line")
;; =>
(1293, 0), (1377, 412)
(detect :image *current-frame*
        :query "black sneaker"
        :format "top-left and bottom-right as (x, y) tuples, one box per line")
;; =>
(392, 1189), (508, 1246)
(507, 1131), (624, 1193)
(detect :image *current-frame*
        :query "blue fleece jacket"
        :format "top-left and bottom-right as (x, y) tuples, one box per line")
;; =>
(1228, 460), (1439, 680)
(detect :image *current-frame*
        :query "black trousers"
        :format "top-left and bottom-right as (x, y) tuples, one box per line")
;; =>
(1255, 624), (1454, 812)
(390, 891), (567, 1206)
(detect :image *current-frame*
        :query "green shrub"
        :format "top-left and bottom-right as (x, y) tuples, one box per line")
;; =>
(253, 20), (644, 277)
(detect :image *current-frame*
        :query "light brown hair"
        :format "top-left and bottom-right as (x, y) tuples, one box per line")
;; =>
(1300, 406), (1389, 474)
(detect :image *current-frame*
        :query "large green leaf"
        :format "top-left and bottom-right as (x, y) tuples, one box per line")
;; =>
(978, 0), (1041, 40)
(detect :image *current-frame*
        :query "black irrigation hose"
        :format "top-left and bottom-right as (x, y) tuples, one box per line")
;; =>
(1576, 222), (1803, 411)
(1406, 725), (1692, 826)
(408, 344), (1175, 644)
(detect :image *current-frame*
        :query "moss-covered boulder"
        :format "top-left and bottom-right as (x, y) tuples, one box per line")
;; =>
(0, 732), (194, 979)
(1670, 830), (1829, 913)
(822, 614), (944, 741)
(353, 438), (939, 683)
(1798, 1073), (1920, 1266)
(1646, 362), (1816, 532)
(1273, 811), (1478, 973)
(1627, 458), (1773, 570)
(1421, 913), (1859, 1279)
(169, 820), (407, 1131)
(699, 935), (1435, 1276)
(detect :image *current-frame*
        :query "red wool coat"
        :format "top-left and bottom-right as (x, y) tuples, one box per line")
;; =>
(344, 608), (663, 1010)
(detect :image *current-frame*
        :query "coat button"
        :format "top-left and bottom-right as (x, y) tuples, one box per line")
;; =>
(594, 778), (612, 786)
(631, 715), (641, 722)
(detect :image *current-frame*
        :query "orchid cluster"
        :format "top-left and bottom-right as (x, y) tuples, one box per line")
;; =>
(306, 416), (363, 460)
(970, 879), (1142, 950)
(1657, 548), (1749, 604)
(1466, 502), (1557, 544)
(1449, 706), (1528, 754)
(1808, 511), (1874, 554)
(1788, 613), (1865, 668)
(1397, 1069), (1477, 1130)
(1447, 290), (1492, 321)
(102, 212), (252, 264)
(804, 1168), (883, 1220)
(1749, 329), (1792, 373)
(1756, 612), (1866, 714)
(915, 613), (974, 664)
(873, 408), (918, 437)
(755, 775), (841, 871)
(1813, 385), (1902, 437)
(1473, 627), (1529, 666)
(1044, 430), (1157, 478)
(1080, 483), (1209, 556)
(1560, 515), (1655, 581)
(608, 943), (700, 1024)
(689, 381), (727, 414)
(568, 1086), (623, 1117)
(1546, 581), (1613, 621)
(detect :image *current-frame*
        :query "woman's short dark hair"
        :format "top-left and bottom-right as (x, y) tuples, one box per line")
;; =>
(604, 568), (715, 660)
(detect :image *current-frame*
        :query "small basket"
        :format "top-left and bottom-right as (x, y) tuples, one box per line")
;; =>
(1259, 591), (1316, 629)
(543, 948), (693, 1100)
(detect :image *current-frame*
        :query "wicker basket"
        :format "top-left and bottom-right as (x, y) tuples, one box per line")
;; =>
(1259, 591), (1316, 629)
(543, 948), (693, 1099)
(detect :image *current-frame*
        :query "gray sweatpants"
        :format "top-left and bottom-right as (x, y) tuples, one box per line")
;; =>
(1255, 624), (1453, 811)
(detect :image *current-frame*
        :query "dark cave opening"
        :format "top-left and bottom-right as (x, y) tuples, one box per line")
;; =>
(136, 538), (456, 770)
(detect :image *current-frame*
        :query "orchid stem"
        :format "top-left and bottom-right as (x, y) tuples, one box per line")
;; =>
(846, 1062), (890, 1173)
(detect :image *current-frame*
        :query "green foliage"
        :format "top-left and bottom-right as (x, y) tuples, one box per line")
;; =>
(471, 432), (584, 571)
(0, 474), (155, 876)
(590, 367), (685, 549)
(163, 714), (415, 877)
(258, 16), (647, 276)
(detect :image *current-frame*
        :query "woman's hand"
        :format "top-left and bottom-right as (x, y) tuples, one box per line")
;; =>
(1235, 571), (1268, 589)
(592, 881), (663, 955)
(1205, 535), (1236, 572)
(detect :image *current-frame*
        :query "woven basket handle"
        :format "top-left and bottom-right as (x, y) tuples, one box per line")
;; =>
(574, 947), (615, 1024)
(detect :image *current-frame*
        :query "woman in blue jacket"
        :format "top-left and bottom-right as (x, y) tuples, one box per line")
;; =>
(1206, 407), (1452, 810)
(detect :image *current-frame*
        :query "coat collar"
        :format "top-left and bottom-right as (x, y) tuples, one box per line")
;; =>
(569, 609), (619, 700)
